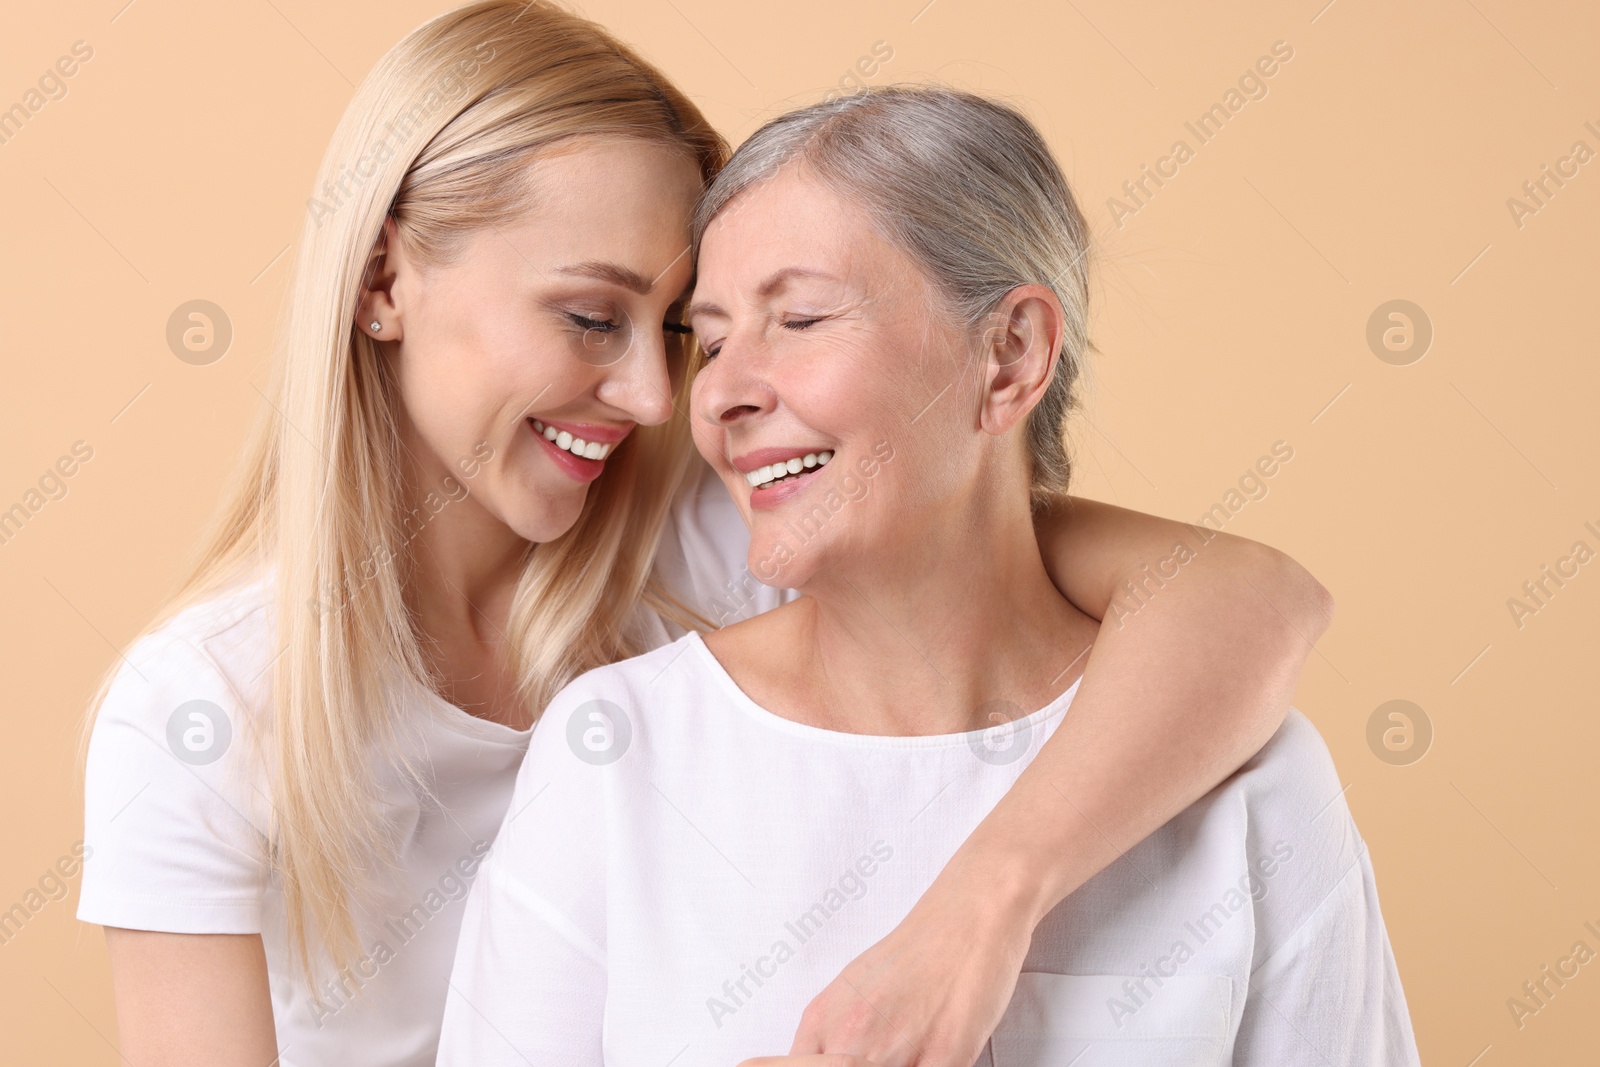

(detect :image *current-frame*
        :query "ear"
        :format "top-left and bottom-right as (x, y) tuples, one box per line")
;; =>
(356, 215), (406, 342)
(977, 283), (1065, 436)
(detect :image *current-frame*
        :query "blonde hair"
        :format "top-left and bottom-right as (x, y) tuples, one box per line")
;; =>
(81, 0), (725, 979)
(694, 85), (1096, 509)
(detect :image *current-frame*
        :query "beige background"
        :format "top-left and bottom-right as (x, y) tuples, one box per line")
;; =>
(2, 0), (1596, 1061)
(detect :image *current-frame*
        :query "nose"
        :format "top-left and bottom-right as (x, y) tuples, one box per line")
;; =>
(692, 332), (777, 431)
(595, 320), (676, 427)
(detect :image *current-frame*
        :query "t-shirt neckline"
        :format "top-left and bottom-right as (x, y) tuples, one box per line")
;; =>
(682, 630), (1083, 750)
(403, 669), (534, 745)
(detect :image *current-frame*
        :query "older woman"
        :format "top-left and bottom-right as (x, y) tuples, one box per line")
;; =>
(436, 86), (1418, 1066)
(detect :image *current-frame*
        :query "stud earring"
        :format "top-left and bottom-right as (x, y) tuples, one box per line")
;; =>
(370, 321), (381, 333)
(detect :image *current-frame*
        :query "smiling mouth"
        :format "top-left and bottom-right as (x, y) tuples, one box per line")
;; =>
(746, 450), (834, 490)
(530, 418), (616, 460)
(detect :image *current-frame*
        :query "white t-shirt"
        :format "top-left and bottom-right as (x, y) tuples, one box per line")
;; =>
(76, 459), (779, 1067)
(437, 631), (1421, 1066)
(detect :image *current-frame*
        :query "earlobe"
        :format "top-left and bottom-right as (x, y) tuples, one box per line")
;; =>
(357, 290), (401, 342)
(357, 216), (404, 342)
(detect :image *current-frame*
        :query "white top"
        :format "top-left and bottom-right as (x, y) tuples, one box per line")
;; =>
(76, 459), (781, 1067)
(437, 631), (1421, 1066)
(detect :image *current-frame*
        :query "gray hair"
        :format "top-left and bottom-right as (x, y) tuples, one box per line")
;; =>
(693, 85), (1094, 506)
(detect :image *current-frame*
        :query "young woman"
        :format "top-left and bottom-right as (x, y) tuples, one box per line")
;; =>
(77, 5), (1332, 1066)
(437, 84), (1415, 1067)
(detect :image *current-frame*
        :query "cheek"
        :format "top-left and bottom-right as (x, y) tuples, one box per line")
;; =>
(397, 326), (569, 486)
(778, 348), (895, 436)
(836, 326), (944, 421)
(395, 343), (501, 458)
(875, 402), (972, 511)
(408, 259), (594, 427)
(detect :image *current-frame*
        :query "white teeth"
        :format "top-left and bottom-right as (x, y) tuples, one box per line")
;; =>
(531, 419), (613, 460)
(747, 449), (833, 490)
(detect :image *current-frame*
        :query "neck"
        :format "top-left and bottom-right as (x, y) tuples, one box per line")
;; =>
(399, 433), (527, 644)
(777, 483), (1094, 736)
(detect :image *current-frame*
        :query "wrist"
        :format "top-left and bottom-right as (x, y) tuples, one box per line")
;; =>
(940, 831), (1060, 937)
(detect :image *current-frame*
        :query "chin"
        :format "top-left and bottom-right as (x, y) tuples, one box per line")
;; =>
(506, 491), (589, 545)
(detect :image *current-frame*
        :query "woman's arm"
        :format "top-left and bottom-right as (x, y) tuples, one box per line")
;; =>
(103, 928), (278, 1066)
(778, 497), (1334, 1067)
(82, 636), (283, 1067)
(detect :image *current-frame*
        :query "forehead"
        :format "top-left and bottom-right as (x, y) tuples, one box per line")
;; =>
(694, 167), (918, 298)
(499, 136), (703, 284)
(701, 168), (853, 259)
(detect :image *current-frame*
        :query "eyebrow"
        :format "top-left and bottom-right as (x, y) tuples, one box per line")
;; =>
(554, 261), (656, 295)
(683, 266), (840, 324)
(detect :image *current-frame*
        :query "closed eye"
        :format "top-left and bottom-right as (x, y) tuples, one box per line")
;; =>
(568, 313), (621, 333)
(699, 316), (822, 359)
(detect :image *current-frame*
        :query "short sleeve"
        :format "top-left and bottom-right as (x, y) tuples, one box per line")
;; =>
(77, 630), (272, 933)
(1234, 841), (1421, 1065)
(652, 456), (796, 630)
(1212, 712), (1422, 1064)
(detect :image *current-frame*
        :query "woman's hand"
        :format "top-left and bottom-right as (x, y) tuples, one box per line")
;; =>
(780, 845), (1035, 1067)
